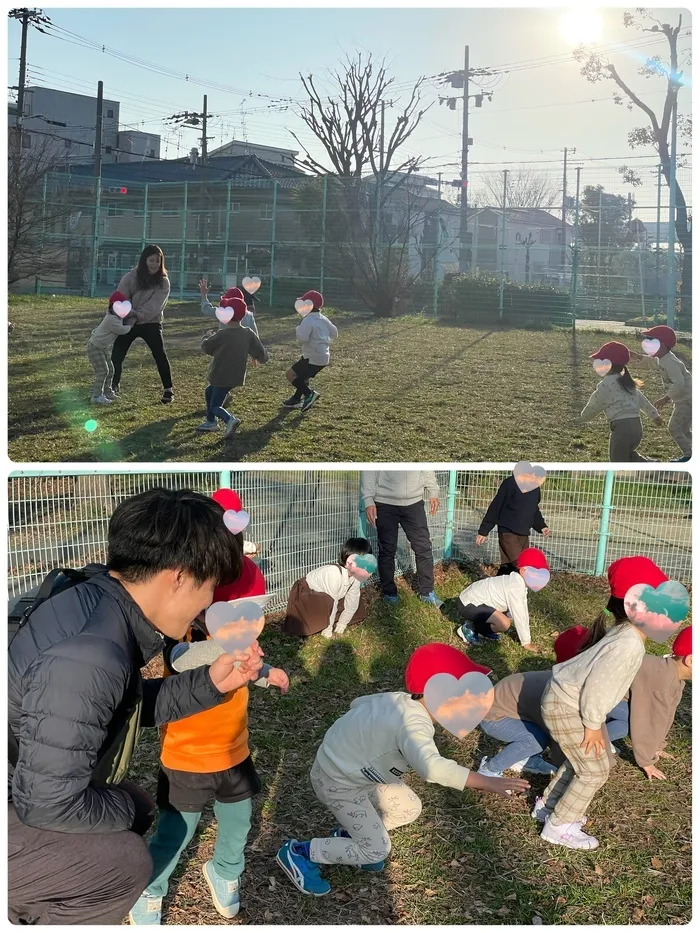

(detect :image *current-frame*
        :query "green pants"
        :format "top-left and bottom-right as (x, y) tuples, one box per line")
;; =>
(145, 798), (252, 898)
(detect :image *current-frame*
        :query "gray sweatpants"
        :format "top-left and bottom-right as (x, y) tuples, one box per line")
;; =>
(87, 340), (114, 399)
(668, 400), (692, 458)
(308, 758), (422, 866)
(609, 416), (648, 462)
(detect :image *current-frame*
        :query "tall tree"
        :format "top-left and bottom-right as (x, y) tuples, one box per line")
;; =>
(574, 10), (691, 324)
(291, 54), (436, 317)
(474, 168), (559, 210)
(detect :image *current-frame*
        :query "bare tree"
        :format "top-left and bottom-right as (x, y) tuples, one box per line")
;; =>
(474, 168), (559, 210)
(290, 53), (437, 316)
(8, 127), (76, 288)
(574, 10), (691, 324)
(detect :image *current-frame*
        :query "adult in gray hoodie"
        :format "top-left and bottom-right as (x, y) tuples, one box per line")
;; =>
(361, 471), (442, 608)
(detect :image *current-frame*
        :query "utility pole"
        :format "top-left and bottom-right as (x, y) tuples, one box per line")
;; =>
(561, 146), (575, 276)
(93, 80), (103, 178)
(459, 45), (470, 274)
(9, 8), (53, 127)
(201, 94), (208, 165)
(166, 102), (215, 164)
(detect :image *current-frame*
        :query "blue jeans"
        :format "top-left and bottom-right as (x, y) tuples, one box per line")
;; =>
(205, 385), (234, 423)
(479, 717), (549, 772)
(606, 700), (629, 742)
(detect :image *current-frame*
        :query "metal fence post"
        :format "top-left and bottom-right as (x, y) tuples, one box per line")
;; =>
(319, 174), (327, 294)
(141, 184), (149, 250)
(594, 470), (615, 576)
(269, 180), (278, 306)
(570, 166), (582, 335)
(498, 170), (508, 318)
(37, 173), (48, 295)
(219, 469), (232, 489)
(357, 482), (368, 538)
(89, 173), (102, 297)
(443, 470), (458, 559)
(432, 173), (442, 318)
(222, 181), (232, 289)
(179, 181), (188, 299)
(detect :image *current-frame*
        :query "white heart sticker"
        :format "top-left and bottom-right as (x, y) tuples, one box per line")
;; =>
(295, 299), (314, 316)
(223, 508), (250, 535)
(242, 276), (261, 295)
(592, 358), (612, 377)
(113, 300), (131, 319)
(205, 595), (271, 654)
(215, 306), (234, 324)
(424, 672), (494, 739)
(512, 461), (547, 493)
(642, 338), (661, 357)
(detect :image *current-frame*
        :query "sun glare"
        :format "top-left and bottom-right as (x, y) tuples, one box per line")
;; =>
(559, 8), (603, 46)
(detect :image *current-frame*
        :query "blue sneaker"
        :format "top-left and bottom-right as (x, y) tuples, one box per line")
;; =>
(420, 591), (444, 609)
(276, 840), (331, 896)
(383, 594), (400, 605)
(456, 624), (480, 646)
(128, 893), (162, 925)
(202, 860), (240, 918)
(483, 630), (501, 641)
(330, 828), (385, 872)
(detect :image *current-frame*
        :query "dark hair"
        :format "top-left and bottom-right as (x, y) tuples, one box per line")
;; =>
(136, 244), (167, 290)
(107, 488), (241, 586)
(610, 363), (643, 395)
(578, 596), (628, 653)
(339, 536), (372, 567)
(411, 693), (423, 701)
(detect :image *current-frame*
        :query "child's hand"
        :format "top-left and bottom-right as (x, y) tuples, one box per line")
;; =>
(581, 727), (606, 757)
(475, 534), (487, 545)
(267, 667), (290, 694)
(653, 416), (664, 426)
(542, 527), (552, 537)
(657, 749), (676, 761)
(209, 645), (263, 694)
(521, 643), (541, 654)
(654, 397), (670, 410)
(470, 772), (530, 797)
(643, 764), (667, 781)
(199, 278), (209, 297)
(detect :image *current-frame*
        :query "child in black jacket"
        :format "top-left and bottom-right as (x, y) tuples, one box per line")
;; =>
(476, 474), (550, 575)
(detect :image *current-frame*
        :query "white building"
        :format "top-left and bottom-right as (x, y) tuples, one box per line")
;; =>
(117, 130), (160, 163)
(208, 139), (299, 166)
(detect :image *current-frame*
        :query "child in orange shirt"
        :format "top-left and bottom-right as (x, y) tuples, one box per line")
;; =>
(130, 490), (288, 925)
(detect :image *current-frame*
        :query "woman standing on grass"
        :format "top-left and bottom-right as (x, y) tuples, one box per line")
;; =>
(111, 245), (174, 404)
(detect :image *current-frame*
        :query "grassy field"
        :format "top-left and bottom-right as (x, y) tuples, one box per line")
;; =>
(8, 295), (687, 463)
(128, 563), (691, 926)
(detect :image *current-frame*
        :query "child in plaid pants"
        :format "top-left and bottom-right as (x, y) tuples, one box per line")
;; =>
(87, 291), (133, 404)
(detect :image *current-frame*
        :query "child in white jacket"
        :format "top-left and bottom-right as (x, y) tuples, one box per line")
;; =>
(276, 644), (528, 896)
(282, 289), (337, 412)
(87, 290), (133, 404)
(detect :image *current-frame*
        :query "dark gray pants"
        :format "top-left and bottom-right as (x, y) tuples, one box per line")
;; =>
(376, 500), (434, 597)
(8, 791), (154, 925)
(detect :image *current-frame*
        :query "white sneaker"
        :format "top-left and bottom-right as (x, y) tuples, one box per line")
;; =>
(531, 796), (588, 826)
(507, 759), (527, 773)
(196, 420), (219, 432)
(541, 817), (598, 850)
(334, 624), (348, 636)
(477, 755), (503, 778)
(224, 417), (241, 438)
(610, 743), (618, 755)
(91, 394), (113, 405)
(320, 626), (334, 639)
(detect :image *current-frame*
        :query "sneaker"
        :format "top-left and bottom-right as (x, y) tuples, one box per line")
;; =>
(104, 389), (117, 401)
(301, 390), (320, 411)
(111, 384), (121, 396)
(383, 594), (400, 605)
(541, 817), (599, 850)
(202, 860), (240, 919)
(129, 893), (162, 925)
(521, 755), (558, 776)
(276, 840), (331, 896)
(457, 624), (480, 646)
(610, 743), (618, 756)
(196, 420), (219, 432)
(330, 828), (385, 872)
(482, 630), (501, 641)
(477, 755), (503, 778)
(420, 591), (444, 609)
(91, 394), (113, 405)
(320, 626), (334, 639)
(531, 796), (587, 826)
(161, 388), (174, 404)
(282, 395), (304, 409)
(224, 417), (241, 438)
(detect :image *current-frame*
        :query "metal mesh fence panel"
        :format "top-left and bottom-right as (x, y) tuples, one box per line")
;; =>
(8, 469), (691, 608)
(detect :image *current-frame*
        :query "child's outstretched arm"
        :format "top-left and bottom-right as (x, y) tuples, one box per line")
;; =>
(248, 333), (269, 364)
(637, 390), (662, 423)
(580, 383), (608, 421)
(254, 665), (289, 693)
(506, 586), (532, 646)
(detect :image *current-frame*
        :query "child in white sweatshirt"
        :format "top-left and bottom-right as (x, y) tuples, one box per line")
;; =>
(641, 324), (692, 462)
(282, 538), (375, 638)
(87, 290), (133, 404)
(282, 290), (337, 412)
(276, 644), (528, 896)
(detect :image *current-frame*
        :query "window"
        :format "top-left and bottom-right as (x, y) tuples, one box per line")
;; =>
(104, 146), (112, 154)
(22, 133), (31, 149)
(64, 138), (71, 149)
(230, 202), (241, 213)
(539, 229), (551, 244)
(160, 202), (178, 217)
(106, 202), (124, 217)
(147, 148), (155, 158)
(515, 232), (521, 243)
(106, 109), (114, 118)
(260, 204), (274, 220)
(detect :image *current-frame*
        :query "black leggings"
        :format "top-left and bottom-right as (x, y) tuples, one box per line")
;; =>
(111, 323), (173, 391)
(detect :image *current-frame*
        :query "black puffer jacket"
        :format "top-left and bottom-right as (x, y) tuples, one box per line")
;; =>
(478, 475), (547, 537)
(8, 573), (226, 834)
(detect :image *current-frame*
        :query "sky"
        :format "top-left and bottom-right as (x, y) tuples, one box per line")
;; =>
(7, 4), (692, 206)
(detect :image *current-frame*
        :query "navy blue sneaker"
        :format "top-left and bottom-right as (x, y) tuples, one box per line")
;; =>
(457, 624), (480, 646)
(383, 594), (400, 605)
(483, 630), (501, 641)
(276, 840), (331, 896)
(420, 591), (444, 609)
(330, 828), (385, 872)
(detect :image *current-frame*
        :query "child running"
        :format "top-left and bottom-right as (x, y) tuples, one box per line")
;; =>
(276, 644), (528, 896)
(455, 547), (550, 653)
(282, 537), (376, 638)
(583, 341), (661, 461)
(282, 290), (337, 412)
(476, 472), (550, 575)
(86, 290), (133, 404)
(199, 297), (269, 437)
(641, 324), (692, 462)
(130, 492), (289, 924)
(199, 280), (259, 336)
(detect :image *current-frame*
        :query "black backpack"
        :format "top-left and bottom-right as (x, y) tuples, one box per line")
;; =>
(8, 564), (108, 766)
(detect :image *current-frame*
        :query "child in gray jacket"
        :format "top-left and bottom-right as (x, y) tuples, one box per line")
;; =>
(87, 291), (133, 404)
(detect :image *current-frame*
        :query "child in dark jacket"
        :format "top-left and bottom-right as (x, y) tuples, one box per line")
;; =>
(87, 290), (134, 404)
(198, 298), (269, 438)
(476, 473), (550, 574)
